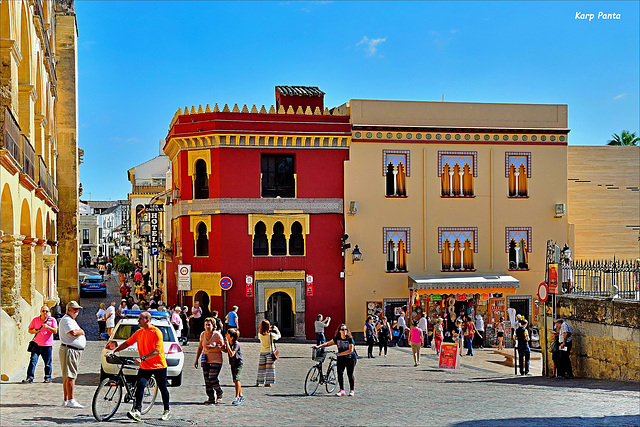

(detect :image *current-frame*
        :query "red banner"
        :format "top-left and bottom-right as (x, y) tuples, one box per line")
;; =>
(438, 343), (460, 369)
(245, 275), (253, 297)
(548, 264), (558, 294)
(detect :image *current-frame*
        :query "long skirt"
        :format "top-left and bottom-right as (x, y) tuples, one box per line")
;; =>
(257, 351), (276, 385)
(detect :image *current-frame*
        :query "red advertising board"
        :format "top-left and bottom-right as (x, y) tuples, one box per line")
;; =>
(245, 275), (253, 297)
(548, 264), (559, 293)
(438, 343), (460, 369)
(306, 274), (314, 296)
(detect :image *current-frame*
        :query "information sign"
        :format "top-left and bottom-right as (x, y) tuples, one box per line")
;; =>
(438, 343), (460, 369)
(177, 264), (191, 291)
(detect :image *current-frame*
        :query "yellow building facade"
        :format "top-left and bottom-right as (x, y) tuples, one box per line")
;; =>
(0, 0), (78, 380)
(342, 100), (572, 331)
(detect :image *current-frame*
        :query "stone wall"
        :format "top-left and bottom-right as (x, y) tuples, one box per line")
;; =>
(540, 294), (640, 381)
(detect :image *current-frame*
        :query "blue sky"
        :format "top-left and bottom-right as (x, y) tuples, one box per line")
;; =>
(76, 1), (640, 201)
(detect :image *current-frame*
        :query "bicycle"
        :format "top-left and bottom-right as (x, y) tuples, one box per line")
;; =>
(92, 354), (158, 422)
(304, 348), (337, 396)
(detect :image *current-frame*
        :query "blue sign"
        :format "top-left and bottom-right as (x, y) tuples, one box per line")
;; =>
(219, 276), (233, 291)
(150, 247), (159, 256)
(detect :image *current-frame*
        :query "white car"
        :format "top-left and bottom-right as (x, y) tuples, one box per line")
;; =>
(100, 310), (184, 386)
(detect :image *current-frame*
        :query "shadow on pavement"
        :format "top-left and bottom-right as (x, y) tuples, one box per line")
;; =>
(440, 375), (640, 392)
(21, 414), (99, 425)
(52, 372), (100, 387)
(450, 415), (640, 427)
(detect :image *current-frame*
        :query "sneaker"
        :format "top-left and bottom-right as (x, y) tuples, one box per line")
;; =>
(43, 379), (52, 383)
(204, 399), (216, 404)
(63, 400), (68, 407)
(67, 399), (84, 409)
(22, 379), (33, 383)
(232, 397), (240, 405)
(161, 410), (172, 421)
(348, 390), (355, 396)
(127, 409), (142, 421)
(216, 393), (223, 402)
(525, 372), (533, 376)
(237, 396), (245, 404)
(335, 390), (346, 397)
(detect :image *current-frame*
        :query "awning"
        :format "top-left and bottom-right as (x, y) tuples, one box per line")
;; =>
(408, 274), (519, 294)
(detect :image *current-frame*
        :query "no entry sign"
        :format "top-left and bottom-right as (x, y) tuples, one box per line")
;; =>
(219, 276), (233, 291)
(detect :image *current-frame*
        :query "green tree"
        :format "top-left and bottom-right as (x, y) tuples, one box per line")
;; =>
(607, 130), (639, 146)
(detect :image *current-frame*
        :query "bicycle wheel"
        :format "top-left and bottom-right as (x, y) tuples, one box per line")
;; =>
(140, 376), (158, 415)
(92, 377), (123, 421)
(325, 362), (337, 393)
(304, 366), (321, 396)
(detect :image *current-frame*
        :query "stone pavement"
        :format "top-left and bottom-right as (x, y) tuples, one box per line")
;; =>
(1, 336), (639, 426)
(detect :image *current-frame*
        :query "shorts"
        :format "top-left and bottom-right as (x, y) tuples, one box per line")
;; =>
(231, 364), (243, 381)
(59, 346), (82, 379)
(497, 332), (504, 338)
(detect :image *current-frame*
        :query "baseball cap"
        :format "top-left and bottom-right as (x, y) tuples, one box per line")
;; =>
(67, 300), (82, 310)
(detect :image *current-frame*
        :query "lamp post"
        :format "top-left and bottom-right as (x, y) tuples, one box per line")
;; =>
(352, 245), (363, 264)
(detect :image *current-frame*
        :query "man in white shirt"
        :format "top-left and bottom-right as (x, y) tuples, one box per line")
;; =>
(396, 311), (407, 347)
(105, 302), (116, 336)
(314, 314), (331, 345)
(58, 301), (86, 408)
(418, 312), (429, 347)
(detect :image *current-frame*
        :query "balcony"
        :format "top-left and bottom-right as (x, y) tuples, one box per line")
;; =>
(19, 135), (37, 190)
(32, 0), (57, 97)
(36, 155), (58, 208)
(1, 106), (22, 174)
(132, 185), (166, 194)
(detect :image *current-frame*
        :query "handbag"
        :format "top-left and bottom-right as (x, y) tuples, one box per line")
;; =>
(548, 339), (558, 353)
(27, 322), (46, 353)
(270, 332), (279, 360)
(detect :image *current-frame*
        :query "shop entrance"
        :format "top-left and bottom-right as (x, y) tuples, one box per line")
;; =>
(508, 297), (530, 322)
(194, 290), (211, 317)
(266, 292), (294, 337)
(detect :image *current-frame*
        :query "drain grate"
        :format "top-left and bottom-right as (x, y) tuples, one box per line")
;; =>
(144, 418), (197, 426)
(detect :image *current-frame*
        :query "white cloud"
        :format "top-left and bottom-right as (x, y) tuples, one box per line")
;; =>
(356, 36), (388, 56)
(612, 93), (626, 100)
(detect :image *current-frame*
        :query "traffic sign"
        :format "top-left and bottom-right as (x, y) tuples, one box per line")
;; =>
(538, 282), (549, 302)
(220, 276), (233, 291)
(178, 264), (191, 291)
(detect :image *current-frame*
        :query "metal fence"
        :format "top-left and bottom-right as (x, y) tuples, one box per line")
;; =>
(565, 259), (640, 300)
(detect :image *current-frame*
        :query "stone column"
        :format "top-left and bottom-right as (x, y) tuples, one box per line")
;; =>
(20, 237), (37, 305)
(55, 0), (79, 304)
(0, 234), (24, 319)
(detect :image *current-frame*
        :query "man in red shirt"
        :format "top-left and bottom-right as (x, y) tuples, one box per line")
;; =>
(110, 312), (171, 421)
(464, 316), (477, 356)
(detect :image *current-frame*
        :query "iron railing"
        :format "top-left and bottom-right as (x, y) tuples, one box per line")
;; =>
(2, 106), (21, 163)
(564, 259), (639, 300)
(21, 134), (36, 182)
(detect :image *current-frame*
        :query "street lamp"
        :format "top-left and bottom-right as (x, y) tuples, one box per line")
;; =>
(352, 245), (363, 264)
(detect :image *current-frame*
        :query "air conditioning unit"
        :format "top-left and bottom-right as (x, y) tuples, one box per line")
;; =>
(348, 201), (358, 215)
(554, 203), (566, 218)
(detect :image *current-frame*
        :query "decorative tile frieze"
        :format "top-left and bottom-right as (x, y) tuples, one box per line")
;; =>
(173, 198), (343, 218)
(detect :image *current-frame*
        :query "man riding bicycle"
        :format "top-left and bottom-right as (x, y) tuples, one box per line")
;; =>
(108, 311), (171, 421)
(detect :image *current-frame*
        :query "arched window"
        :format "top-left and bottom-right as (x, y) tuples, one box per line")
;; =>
(271, 222), (286, 256)
(396, 163), (406, 196)
(386, 240), (395, 271)
(194, 159), (209, 199)
(506, 153), (530, 197)
(385, 163), (395, 196)
(195, 222), (208, 256)
(442, 239), (451, 270)
(508, 239), (518, 270)
(289, 221), (304, 255)
(253, 221), (268, 256)
(440, 152), (476, 197)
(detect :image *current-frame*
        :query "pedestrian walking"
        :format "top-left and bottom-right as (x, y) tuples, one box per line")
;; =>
(195, 317), (225, 404)
(396, 312), (407, 347)
(191, 301), (203, 337)
(256, 320), (280, 387)
(364, 315), (377, 358)
(180, 306), (190, 345)
(433, 318), (444, 354)
(59, 301), (86, 408)
(496, 317), (505, 350)
(105, 302), (116, 337)
(409, 320), (424, 366)
(556, 319), (574, 379)
(376, 316), (392, 357)
(314, 314), (331, 345)
(418, 312), (429, 348)
(452, 319), (464, 356)
(171, 306), (183, 341)
(211, 310), (224, 332)
(152, 284), (163, 303)
(23, 305), (58, 383)
(548, 321), (560, 378)
(464, 316), (476, 356)
(224, 328), (245, 405)
(96, 303), (107, 339)
(225, 305), (239, 333)
(515, 318), (531, 376)
(109, 311), (172, 421)
(314, 324), (357, 397)
(474, 314), (485, 348)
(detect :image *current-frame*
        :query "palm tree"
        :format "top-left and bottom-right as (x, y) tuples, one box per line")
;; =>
(607, 130), (639, 146)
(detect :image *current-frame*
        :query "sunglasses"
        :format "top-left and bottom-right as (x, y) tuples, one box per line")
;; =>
(339, 328), (348, 331)
(41, 310), (50, 313)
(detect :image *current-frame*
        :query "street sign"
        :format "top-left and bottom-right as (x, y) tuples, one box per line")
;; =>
(548, 264), (558, 293)
(145, 204), (164, 213)
(538, 282), (549, 302)
(306, 274), (314, 296)
(150, 247), (159, 256)
(246, 275), (253, 297)
(178, 264), (191, 291)
(219, 276), (233, 291)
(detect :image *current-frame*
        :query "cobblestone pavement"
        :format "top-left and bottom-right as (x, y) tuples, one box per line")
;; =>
(2, 273), (639, 426)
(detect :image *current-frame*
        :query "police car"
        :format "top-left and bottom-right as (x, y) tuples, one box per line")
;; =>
(100, 310), (184, 386)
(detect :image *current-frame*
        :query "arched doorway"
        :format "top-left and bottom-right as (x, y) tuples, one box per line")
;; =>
(266, 292), (294, 337)
(194, 290), (211, 317)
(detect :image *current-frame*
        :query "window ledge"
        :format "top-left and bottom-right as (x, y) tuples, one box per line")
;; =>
(440, 269), (476, 272)
(440, 195), (475, 198)
(252, 255), (306, 257)
(194, 255), (209, 258)
(508, 196), (529, 199)
(385, 195), (408, 198)
(385, 270), (408, 273)
(509, 268), (530, 271)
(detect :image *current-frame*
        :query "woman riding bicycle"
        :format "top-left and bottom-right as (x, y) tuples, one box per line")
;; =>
(314, 323), (357, 397)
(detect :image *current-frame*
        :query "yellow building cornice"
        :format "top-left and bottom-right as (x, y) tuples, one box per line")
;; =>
(254, 270), (305, 281)
(352, 130), (568, 144)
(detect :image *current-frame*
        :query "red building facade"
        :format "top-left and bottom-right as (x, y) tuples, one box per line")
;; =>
(163, 87), (351, 339)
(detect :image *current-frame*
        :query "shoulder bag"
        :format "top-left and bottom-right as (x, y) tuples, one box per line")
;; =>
(27, 321), (46, 353)
(270, 333), (279, 361)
